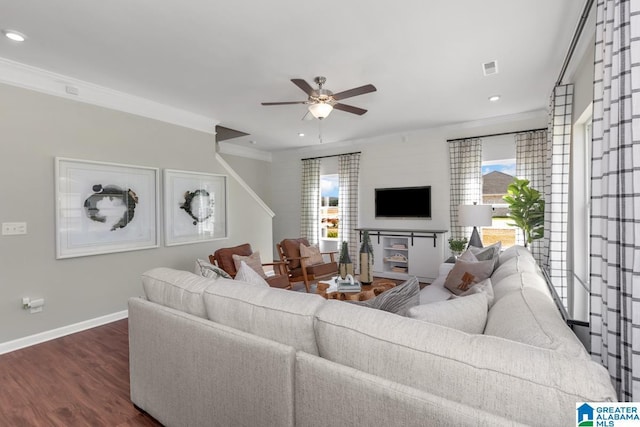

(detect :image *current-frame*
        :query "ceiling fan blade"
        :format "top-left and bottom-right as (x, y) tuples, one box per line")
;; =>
(332, 84), (377, 101)
(261, 101), (308, 105)
(291, 79), (315, 95)
(333, 103), (368, 115)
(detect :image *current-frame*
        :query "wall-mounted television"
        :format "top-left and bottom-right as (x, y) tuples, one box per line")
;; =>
(375, 186), (431, 218)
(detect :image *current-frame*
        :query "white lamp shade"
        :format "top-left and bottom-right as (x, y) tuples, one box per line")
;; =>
(308, 102), (333, 119)
(458, 204), (493, 227)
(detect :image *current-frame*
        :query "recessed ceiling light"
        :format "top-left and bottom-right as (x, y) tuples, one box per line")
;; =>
(249, 140), (257, 144)
(3, 30), (26, 42)
(488, 95), (501, 102)
(298, 133), (305, 137)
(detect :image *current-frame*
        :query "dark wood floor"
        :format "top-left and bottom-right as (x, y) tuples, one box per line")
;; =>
(0, 319), (161, 427)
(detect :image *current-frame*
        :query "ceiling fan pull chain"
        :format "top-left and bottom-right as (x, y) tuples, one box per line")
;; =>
(318, 120), (323, 143)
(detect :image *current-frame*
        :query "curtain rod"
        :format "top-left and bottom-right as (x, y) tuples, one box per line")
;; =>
(555, 0), (595, 87)
(301, 151), (361, 161)
(446, 127), (546, 143)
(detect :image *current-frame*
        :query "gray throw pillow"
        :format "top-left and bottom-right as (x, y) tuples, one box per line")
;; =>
(444, 258), (494, 295)
(195, 258), (232, 280)
(469, 241), (501, 270)
(351, 276), (420, 316)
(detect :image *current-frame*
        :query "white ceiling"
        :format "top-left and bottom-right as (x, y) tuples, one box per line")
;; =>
(0, 0), (586, 152)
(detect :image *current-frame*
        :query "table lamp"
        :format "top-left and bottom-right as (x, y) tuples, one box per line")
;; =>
(458, 203), (493, 248)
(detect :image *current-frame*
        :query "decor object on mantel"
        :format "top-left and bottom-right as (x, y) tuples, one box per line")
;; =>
(458, 203), (493, 248)
(338, 241), (353, 279)
(502, 177), (545, 248)
(359, 230), (374, 284)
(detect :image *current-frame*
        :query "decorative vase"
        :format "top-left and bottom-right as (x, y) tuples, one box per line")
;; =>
(338, 241), (353, 279)
(359, 231), (374, 284)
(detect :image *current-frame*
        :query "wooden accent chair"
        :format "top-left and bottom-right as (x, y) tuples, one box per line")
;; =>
(210, 243), (291, 289)
(276, 238), (338, 292)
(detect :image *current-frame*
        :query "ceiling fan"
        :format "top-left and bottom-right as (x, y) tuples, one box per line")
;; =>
(261, 76), (376, 120)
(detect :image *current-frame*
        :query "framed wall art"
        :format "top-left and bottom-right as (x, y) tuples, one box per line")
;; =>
(55, 157), (160, 259)
(163, 169), (228, 246)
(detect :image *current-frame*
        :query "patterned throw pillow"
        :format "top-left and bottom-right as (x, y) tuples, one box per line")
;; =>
(232, 251), (266, 278)
(194, 258), (232, 280)
(443, 258), (494, 295)
(300, 243), (324, 265)
(352, 276), (420, 316)
(452, 277), (495, 307)
(469, 241), (501, 270)
(234, 261), (269, 287)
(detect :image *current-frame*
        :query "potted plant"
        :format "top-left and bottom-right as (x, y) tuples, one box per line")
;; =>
(502, 177), (545, 248)
(448, 237), (468, 258)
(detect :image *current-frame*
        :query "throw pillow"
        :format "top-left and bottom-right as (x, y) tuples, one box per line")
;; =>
(234, 261), (270, 287)
(299, 243), (324, 265)
(407, 292), (488, 334)
(469, 241), (501, 270)
(458, 249), (478, 262)
(351, 276), (420, 316)
(232, 251), (266, 278)
(194, 258), (232, 280)
(444, 258), (494, 295)
(452, 277), (495, 307)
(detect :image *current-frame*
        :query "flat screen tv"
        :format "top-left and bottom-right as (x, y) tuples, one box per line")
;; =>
(375, 186), (431, 218)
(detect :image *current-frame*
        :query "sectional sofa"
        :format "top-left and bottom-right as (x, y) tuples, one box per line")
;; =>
(128, 245), (617, 426)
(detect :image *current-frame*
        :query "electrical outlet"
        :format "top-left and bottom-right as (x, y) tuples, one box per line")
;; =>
(2, 222), (27, 235)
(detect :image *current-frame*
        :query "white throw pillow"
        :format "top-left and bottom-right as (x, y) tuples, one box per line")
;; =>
(232, 251), (266, 278)
(407, 292), (488, 334)
(300, 243), (324, 265)
(234, 261), (269, 287)
(452, 278), (495, 307)
(194, 258), (232, 280)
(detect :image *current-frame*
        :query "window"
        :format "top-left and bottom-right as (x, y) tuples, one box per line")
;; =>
(320, 174), (339, 240)
(569, 113), (592, 322)
(481, 159), (517, 248)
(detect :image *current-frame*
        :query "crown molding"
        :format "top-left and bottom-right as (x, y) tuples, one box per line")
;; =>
(217, 141), (272, 162)
(0, 57), (217, 134)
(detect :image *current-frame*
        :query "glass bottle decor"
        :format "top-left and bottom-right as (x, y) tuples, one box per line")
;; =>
(338, 241), (353, 279)
(359, 231), (374, 284)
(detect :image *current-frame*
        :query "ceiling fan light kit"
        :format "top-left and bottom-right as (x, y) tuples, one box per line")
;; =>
(262, 76), (376, 120)
(308, 102), (333, 119)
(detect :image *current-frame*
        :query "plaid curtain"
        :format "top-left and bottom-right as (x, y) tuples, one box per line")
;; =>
(589, 0), (640, 401)
(449, 139), (482, 240)
(515, 130), (548, 264)
(338, 153), (361, 268)
(300, 158), (320, 244)
(543, 84), (573, 308)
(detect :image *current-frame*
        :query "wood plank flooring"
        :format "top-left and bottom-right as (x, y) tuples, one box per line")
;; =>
(0, 319), (161, 427)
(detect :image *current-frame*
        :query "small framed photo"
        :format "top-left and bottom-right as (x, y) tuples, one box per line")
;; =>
(163, 169), (228, 246)
(55, 157), (160, 259)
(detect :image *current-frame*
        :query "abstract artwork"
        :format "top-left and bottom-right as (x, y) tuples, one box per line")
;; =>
(55, 157), (159, 259)
(163, 169), (227, 246)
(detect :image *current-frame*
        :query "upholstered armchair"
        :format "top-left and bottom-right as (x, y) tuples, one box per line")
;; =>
(276, 238), (338, 292)
(210, 243), (291, 289)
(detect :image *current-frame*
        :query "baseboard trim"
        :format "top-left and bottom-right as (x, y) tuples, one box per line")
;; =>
(0, 310), (128, 355)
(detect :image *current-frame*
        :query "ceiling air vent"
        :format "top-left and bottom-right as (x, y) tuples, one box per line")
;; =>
(482, 60), (499, 76)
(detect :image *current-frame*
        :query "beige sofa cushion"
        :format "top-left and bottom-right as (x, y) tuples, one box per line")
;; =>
(314, 300), (616, 426)
(141, 267), (212, 318)
(484, 287), (589, 358)
(203, 280), (325, 355)
(491, 270), (549, 302)
(491, 254), (540, 285)
(407, 292), (488, 334)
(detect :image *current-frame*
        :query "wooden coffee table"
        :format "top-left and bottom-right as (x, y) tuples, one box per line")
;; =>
(316, 278), (397, 301)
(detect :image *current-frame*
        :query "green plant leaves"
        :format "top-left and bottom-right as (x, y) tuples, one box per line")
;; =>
(503, 178), (545, 246)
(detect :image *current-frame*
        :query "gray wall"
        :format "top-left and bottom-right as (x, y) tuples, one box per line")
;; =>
(270, 113), (547, 260)
(0, 83), (273, 344)
(219, 153), (272, 206)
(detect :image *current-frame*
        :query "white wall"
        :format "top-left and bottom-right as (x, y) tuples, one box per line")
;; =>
(270, 112), (547, 259)
(0, 83), (273, 346)
(219, 153), (272, 206)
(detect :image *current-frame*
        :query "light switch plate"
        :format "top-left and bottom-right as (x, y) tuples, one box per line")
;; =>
(2, 222), (27, 235)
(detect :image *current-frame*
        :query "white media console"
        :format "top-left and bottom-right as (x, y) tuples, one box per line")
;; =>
(356, 228), (448, 283)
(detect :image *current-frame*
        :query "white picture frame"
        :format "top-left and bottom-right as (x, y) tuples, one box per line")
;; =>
(55, 157), (160, 259)
(163, 169), (228, 246)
